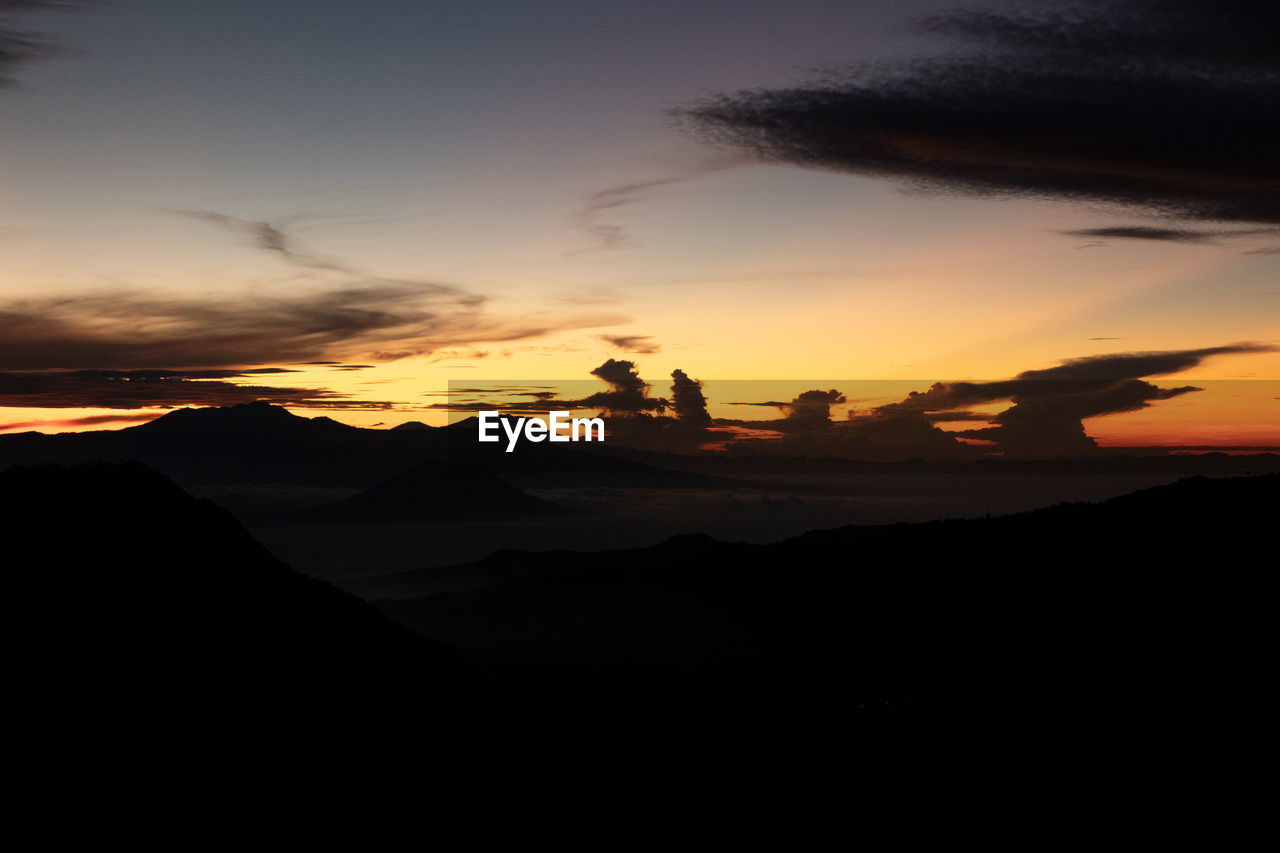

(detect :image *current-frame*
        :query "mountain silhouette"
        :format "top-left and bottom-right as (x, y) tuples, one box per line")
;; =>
(136, 399), (359, 434)
(374, 473), (1277, 771)
(4, 462), (481, 768)
(0, 402), (724, 495)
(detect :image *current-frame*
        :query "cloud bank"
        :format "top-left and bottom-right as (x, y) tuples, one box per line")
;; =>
(0, 283), (530, 370)
(0, 368), (394, 410)
(869, 344), (1272, 457)
(0, 212), (628, 409)
(680, 0), (1280, 230)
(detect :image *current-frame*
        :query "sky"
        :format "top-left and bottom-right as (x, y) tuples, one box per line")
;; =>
(1, 0), (1276, 449)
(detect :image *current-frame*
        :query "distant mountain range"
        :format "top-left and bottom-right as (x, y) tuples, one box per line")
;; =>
(371, 473), (1277, 769)
(0, 402), (724, 499)
(6, 456), (1274, 780)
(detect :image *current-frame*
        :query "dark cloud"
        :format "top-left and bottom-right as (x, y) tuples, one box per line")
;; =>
(598, 334), (661, 354)
(1064, 227), (1214, 244)
(437, 361), (671, 416)
(1018, 345), (1271, 382)
(420, 344), (1274, 459)
(781, 389), (846, 427)
(73, 211), (622, 370)
(0, 412), (161, 433)
(923, 411), (995, 423)
(714, 346), (1269, 459)
(0, 1), (86, 88)
(729, 389), (849, 430)
(427, 363), (671, 417)
(680, 1), (1280, 226)
(1062, 226), (1280, 244)
(955, 380), (1198, 456)
(0, 283), (618, 370)
(838, 410), (972, 461)
(669, 369), (711, 425)
(582, 359), (667, 415)
(0, 369), (393, 410)
(870, 344), (1272, 458)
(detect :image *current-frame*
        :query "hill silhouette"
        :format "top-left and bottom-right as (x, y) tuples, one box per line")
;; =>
(0, 402), (435, 488)
(7, 461), (1273, 784)
(3, 462), (481, 768)
(0, 402), (724, 495)
(376, 473), (1277, 770)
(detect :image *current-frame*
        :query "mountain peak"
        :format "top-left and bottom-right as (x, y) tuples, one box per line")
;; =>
(391, 420), (433, 431)
(135, 401), (354, 433)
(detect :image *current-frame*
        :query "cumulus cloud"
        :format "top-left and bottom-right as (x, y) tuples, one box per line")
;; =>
(669, 369), (711, 425)
(777, 389), (846, 427)
(582, 358), (667, 415)
(954, 380), (1198, 456)
(869, 344), (1272, 457)
(679, 0), (1280, 227)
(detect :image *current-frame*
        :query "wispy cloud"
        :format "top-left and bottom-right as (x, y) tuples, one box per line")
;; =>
(1062, 226), (1280, 244)
(568, 155), (748, 254)
(171, 210), (369, 274)
(1, 212), (628, 372)
(0, 1), (89, 88)
(0, 412), (162, 433)
(597, 334), (661, 354)
(0, 283), (495, 369)
(0, 368), (392, 409)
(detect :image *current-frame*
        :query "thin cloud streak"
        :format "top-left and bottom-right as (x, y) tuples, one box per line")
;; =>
(0, 412), (162, 434)
(0, 368), (394, 409)
(568, 155), (749, 254)
(0, 1), (88, 87)
(598, 334), (661, 354)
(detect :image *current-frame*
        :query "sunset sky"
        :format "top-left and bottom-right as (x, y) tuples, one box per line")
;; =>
(2, 0), (1276, 447)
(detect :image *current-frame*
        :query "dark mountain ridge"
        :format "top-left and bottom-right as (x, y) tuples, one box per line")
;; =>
(3, 461), (480, 765)
(0, 402), (724, 493)
(375, 473), (1278, 768)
